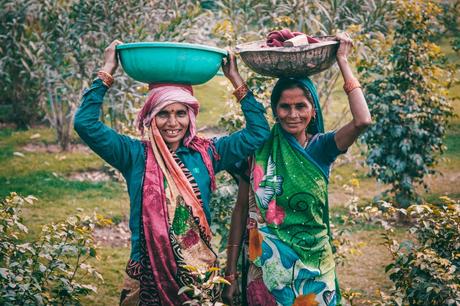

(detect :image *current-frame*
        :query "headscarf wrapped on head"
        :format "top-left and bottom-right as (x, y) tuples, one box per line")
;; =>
(270, 77), (324, 135)
(136, 83), (219, 190)
(137, 83), (198, 145)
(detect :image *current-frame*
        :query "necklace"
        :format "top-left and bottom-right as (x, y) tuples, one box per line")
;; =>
(302, 132), (311, 149)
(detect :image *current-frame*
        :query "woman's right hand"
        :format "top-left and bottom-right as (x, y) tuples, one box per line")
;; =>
(101, 40), (123, 75)
(222, 50), (244, 89)
(222, 280), (240, 306)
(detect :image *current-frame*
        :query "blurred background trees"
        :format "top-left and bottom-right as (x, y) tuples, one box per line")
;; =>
(0, 0), (43, 129)
(0, 0), (458, 204)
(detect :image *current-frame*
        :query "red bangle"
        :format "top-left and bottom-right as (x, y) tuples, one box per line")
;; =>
(343, 78), (361, 95)
(233, 83), (249, 103)
(97, 70), (114, 88)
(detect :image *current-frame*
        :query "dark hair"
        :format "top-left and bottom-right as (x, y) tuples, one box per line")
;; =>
(270, 79), (314, 112)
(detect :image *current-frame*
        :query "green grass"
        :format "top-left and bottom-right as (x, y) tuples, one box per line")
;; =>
(0, 126), (56, 146)
(1, 172), (127, 233)
(194, 76), (231, 129)
(0, 151), (104, 177)
(82, 247), (130, 306)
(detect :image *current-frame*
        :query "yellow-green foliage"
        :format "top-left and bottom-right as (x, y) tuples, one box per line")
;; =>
(0, 193), (110, 305)
(382, 198), (460, 305)
(358, 0), (455, 207)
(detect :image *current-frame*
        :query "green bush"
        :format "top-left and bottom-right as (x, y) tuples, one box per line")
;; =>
(210, 172), (238, 253)
(358, 0), (455, 207)
(178, 265), (228, 306)
(0, 192), (110, 305)
(381, 198), (460, 305)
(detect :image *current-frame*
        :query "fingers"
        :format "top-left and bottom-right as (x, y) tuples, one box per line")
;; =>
(222, 49), (232, 67)
(102, 40), (124, 74)
(227, 52), (235, 65)
(336, 32), (354, 60)
(221, 48), (237, 72)
(106, 39), (124, 51)
(336, 32), (353, 46)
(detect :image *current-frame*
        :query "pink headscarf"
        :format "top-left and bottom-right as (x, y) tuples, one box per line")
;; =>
(137, 83), (219, 190)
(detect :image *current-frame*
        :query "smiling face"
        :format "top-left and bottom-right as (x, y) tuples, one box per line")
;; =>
(276, 87), (315, 142)
(155, 103), (190, 151)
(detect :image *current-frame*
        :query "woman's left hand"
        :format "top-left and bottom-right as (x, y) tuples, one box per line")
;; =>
(222, 280), (240, 306)
(335, 32), (353, 63)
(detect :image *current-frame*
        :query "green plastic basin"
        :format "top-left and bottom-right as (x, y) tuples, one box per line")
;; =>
(116, 42), (228, 85)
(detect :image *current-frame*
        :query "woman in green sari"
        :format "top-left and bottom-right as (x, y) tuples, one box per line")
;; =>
(223, 32), (371, 306)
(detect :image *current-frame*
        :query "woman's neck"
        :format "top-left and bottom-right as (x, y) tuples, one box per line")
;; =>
(294, 131), (308, 147)
(167, 142), (180, 152)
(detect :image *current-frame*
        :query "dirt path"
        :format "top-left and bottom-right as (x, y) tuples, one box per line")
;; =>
(337, 229), (406, 304)
(94, 221), (130, 248)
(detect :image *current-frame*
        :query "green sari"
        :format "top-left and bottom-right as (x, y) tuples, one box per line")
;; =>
(245, 78), (340, 306)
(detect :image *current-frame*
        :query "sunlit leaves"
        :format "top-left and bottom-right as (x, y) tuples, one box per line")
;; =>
(383, 199), (460, 305)
(0, 192), (107, 305)
(178, 265), (228, 306)
(359, 0), (455, 207)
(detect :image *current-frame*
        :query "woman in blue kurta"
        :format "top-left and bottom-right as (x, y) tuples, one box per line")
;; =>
(74, 40), (270, 305)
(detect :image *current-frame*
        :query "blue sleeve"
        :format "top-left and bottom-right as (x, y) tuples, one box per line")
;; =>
(74, 79), (142, 173)
(212, 92), (270, 173)
(309, 131), (346, 166)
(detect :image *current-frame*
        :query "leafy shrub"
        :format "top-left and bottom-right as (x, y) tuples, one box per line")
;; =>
(336, 195), (460, 305)
(358, 0), (455, 207)
(178, 265), (229, 306)
(37, 0), (151, 150)
(381, 197), (460, 305)
(210, 172), (238, 253)
(0, 192), (110, 305)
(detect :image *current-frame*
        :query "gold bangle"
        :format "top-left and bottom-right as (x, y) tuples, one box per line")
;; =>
(97, 70), (114, 88)
(233, 83), (249, 103)
(343, 78), (361, 95)
(227, 244), (239, 248)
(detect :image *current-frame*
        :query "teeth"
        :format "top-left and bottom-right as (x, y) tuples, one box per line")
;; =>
(165, 130), (180, 135)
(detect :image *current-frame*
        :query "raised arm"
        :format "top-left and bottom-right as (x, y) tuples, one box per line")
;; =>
(334, 33), (372, 151)
(213, 52), (270, 172)
(74, 40), (142, 172)
(222, 179), (250, 305)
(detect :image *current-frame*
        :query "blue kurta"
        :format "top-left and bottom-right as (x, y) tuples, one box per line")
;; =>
(74, 78), (270, 261)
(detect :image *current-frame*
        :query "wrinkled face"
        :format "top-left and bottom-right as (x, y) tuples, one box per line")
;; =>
(155, 103), (190, 151)
(276, 87), (315, 137)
